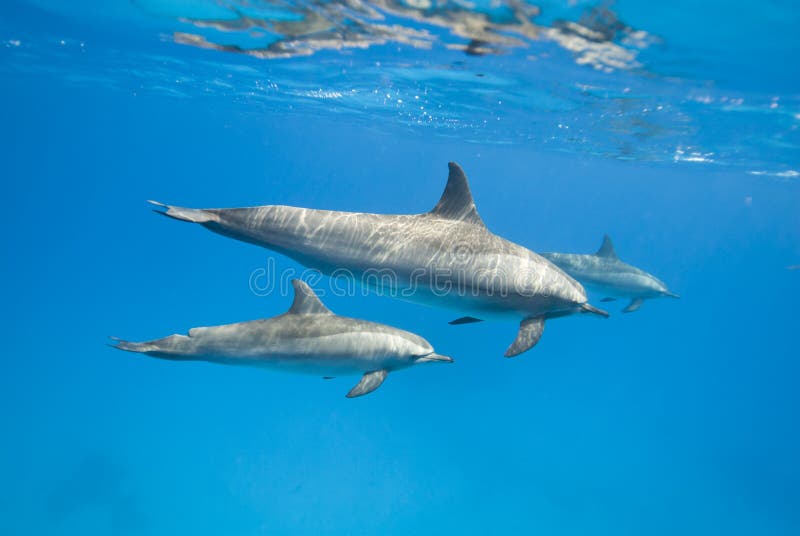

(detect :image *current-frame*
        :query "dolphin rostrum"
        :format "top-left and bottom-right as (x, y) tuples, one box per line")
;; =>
(111, 280), (452, 398)
(149, 162), (608, 356)
(542, 235), (680, 313)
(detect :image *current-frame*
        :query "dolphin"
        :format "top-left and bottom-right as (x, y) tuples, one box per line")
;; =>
(111, 280), (452, 398)
(149, 162), (608, 357)
(542, 235), (679, 313)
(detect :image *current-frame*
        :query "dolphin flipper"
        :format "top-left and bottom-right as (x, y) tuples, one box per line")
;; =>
(346, 370), (389, 398)
(504, 316), (545, 357)
(449, 316), (484, 325)
(623, 298), (644, 313)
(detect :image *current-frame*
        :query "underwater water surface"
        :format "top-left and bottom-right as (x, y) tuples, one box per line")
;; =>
(2, 1), (799, 534)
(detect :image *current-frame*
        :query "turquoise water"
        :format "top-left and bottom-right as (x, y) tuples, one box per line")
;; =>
(2, 1), (799, 534)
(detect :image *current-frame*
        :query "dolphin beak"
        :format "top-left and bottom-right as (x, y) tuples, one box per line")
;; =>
(416, 353), (454, 364)
(664, 291), (680, 299)
(581, 303), (610, 318)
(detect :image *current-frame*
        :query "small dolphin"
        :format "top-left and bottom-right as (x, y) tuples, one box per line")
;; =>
(111, 280), (452, 398)
(542, 235), (679, 313)
(149, 162), (607, 357)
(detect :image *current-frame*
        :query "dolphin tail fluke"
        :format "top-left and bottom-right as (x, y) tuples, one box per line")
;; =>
(108, 335), (188, 360)
(504, 316), (545, 357)
(108, 336), (157, 353)
(346, 370), (389, 398)
(148, 200), (216, 224)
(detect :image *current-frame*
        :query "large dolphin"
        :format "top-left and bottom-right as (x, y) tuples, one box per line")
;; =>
(111, 280), (452, 398)
(542, 235), (680, 313)
(150, 162), (607, 356)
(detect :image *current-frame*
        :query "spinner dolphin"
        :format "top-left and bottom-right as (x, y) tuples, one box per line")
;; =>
(543, 235), (679, 313)
(111, 280), (452, 398)
(150, 162), (607, 356)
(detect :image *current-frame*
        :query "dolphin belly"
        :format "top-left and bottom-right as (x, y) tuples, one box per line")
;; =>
(128, 324), (418, 377)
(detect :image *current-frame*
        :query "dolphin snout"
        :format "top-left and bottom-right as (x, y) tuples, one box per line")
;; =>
(581, 303), (610, 318)
(415, 353), (454, 364)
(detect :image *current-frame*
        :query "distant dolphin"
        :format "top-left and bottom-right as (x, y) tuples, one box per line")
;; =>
(150, 162), (607, 357)
(111, 280), (452, 398)
(542, 235), (679, 313)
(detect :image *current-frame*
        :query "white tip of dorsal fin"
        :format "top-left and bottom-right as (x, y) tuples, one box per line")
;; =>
(428, 162), (485, 226)
(287, 280), (332, 315)
(596, 234), (618, 259)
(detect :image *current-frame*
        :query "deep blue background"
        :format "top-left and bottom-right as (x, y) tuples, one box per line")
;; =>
(2, 1), (799, 534)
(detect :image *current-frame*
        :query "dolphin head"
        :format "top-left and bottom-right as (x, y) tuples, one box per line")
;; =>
(642, 274), (680, 299)
(391, 331), (453, 367)
(525, 258), (597, 317)
(644, 274), (680, 299)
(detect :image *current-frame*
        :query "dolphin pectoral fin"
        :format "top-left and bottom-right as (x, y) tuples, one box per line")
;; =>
(623, 298), (644, 313)
(448, 316), (484, 325)
(600, 297), (617, 302)
(504, 317), (545, 357)
(346, 370), (389, 398)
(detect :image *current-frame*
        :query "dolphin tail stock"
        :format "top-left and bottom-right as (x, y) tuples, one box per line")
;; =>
(108, 336), (158, 354)
(148, 200), (217, 224)
(108, 335), (189, 360)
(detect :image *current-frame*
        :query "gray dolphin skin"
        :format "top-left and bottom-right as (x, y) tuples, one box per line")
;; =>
(112, 280), (452, 398)
(150, 162), (608, 356)
(542, 235), (679, 313)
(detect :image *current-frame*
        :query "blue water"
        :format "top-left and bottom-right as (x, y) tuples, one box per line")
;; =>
(2, 1), (799, 534)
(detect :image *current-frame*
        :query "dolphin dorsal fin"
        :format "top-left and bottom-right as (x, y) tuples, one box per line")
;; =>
(287, 280), (332, 315)
(428, 162), (485, 226)
(596, 235), (618, 259)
